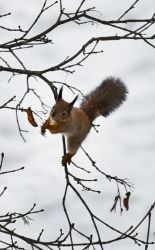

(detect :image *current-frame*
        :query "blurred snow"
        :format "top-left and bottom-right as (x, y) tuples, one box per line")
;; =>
(0, 0), (155, 249)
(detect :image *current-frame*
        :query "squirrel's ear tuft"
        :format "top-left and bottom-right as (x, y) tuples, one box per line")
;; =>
(57, 86), (63, 100)
(70, 95), (78, 107)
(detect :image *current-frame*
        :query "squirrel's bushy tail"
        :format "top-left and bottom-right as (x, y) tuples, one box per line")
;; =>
(80, 77), (128, 122)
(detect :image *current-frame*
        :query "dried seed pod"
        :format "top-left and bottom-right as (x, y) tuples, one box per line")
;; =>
(123, 192), (131, 211)
(26, 107), (38, 127)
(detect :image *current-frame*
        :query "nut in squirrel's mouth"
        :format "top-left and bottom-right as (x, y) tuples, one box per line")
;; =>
(49, 117), (66, 124)
(49, 118), (58, 125)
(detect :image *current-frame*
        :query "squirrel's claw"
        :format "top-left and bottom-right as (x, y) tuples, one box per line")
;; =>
(62, 153), (73, 166)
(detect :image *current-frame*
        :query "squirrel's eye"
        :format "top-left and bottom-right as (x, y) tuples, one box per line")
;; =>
(62, 111), (67, 116)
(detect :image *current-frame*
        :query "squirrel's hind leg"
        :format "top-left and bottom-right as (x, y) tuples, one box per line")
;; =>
(61, 136), (82, 166)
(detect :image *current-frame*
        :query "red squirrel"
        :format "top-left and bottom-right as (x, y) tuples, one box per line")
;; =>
(41, 77), (128, 165)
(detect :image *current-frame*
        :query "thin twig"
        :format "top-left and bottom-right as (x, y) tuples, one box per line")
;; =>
(145, 212), (152, 250)
(0, 166), (24, 175)
(0, 153), (4, 171)
(118, 0), (140, 21)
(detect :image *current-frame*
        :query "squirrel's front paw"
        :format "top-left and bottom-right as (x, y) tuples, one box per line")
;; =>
(62, 153), (73, 166)
(41, 120), (49, 135)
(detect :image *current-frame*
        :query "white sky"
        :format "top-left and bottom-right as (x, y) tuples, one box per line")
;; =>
(0, 1), (155, 249)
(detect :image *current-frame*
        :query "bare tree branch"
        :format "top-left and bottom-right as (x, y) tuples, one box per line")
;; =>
(0, 1), (155, 249)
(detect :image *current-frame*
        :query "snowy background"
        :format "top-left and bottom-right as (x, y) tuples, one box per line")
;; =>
(0, 0), (155, 249)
